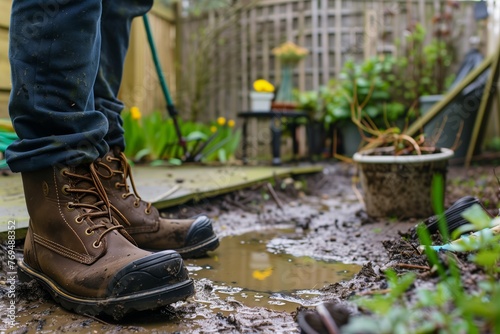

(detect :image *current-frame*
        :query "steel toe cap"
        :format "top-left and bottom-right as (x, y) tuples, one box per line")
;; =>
(108, 250), (189, 296)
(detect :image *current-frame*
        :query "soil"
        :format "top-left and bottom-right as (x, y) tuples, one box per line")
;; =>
(1, 161), (499, 333)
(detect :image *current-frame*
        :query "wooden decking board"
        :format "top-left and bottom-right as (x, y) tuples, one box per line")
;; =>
(0, 165), (322, 238)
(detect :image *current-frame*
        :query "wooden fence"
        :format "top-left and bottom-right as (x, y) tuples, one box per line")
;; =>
(119, 3), (177, 116)
(0, 1), (175, 119)
(0, 0), (496, 128)
(0, 0), (11, 118)
(177, 0), (489, 123)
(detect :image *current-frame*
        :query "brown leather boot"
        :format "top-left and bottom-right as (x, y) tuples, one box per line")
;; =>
(96, 147), (219, 258)
(19, 163), (194, 319)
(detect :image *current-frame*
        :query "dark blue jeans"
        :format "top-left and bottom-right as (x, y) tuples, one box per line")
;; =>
(6, 0), (153, 172)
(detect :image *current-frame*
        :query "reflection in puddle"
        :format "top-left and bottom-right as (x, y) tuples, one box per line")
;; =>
(6, 229), (361, 332)
(186, 229), (361, 312)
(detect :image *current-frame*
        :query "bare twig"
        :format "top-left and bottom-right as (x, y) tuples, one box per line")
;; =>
(83, 314), (112, 326)
(150, 184), (181, 202)
(450, 120), (464, 152)
(394, 263), (431, 271)
(351, 175), (365, 207)
(266, 182), (284, 210)
(428, 115), (448, 148)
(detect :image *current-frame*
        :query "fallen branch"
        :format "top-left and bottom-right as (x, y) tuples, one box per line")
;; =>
(266, 182), (284, 210)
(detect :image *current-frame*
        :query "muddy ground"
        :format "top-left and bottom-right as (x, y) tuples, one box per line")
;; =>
(1, 161), (499, 333)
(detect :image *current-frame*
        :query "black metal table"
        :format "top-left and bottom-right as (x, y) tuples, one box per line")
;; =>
(237, 111), (310, 165)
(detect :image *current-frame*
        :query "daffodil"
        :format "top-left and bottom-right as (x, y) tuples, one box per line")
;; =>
(210, 125), (217, 133)
(130, 106), (142, 120)
(253, 79), (275, 93)
(217, 117), (226, 126)
(228, 119), (235, 128)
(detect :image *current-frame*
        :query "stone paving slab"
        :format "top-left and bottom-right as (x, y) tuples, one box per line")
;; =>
(0, 164), (322, 237)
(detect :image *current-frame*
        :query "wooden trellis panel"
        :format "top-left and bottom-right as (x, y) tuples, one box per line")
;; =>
(177, 0), (482, 124)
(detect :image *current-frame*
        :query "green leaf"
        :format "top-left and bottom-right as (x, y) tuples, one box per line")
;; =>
(218, 148), (227, 163)
(135, 148), (151, 161)
(365, 106), (379, 118)
(168, 158), (183, 166)
(473, 250), (500, 268)
(185, 131), (208, 142)
(431, 173), (449, 243)
(462, 204), (495, 230)
(417, 223), (446, 278)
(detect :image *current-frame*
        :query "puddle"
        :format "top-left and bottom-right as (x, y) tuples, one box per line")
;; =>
(185, 229), (361, 312)
(3, 229), (361, 333)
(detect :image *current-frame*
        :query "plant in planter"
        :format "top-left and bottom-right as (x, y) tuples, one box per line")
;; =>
(271, 41), (308, 109)
(334, 52), (457, 218)
(250, 79), (275, 111)
(388, 22), (457, 109)
(325, 57), (407, 157)
(293, 87), (332, 157)
(349, 82), (454, 218)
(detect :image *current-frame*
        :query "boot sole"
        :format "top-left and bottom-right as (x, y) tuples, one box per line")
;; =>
(177, 216), (220, 258)
(18, 260), (195, 319)
(175, 235), (220, 259)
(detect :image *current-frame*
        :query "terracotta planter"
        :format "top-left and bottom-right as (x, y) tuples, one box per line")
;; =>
(353, 147), (454, 218)
(271, 101), (297, 111)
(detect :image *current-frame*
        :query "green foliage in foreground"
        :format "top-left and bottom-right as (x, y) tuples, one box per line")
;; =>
(122, 109), (241, 164)
(343, 177), (500, 334)
(0, 125), (19, 169)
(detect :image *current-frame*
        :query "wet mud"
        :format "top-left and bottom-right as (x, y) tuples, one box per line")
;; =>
(1, 162), (499, 333)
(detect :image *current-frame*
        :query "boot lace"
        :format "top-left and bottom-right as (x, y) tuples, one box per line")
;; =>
(63, 163), (125, 247)
(98, 152), (153, 215)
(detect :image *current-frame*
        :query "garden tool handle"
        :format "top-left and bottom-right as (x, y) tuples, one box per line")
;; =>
(143, 14), (176, 115)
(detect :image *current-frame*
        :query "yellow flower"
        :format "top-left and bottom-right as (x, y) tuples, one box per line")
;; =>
(217, 117), (226, 126)
(253, 79), (275, 93)
(272, 41), (308, 64)
(252, 267), (273, 281)
(210, 125), (217, 133)
(130, 106), (142, 120)
(228, 119), (235, 128)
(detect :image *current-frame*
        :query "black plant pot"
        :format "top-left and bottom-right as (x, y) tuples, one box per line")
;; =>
(307, 121), (327, 157)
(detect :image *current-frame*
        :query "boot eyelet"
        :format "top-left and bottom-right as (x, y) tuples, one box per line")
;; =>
(115, 182), (121, 189)
(60, 168), (69, 176)
(145, 208), (151, 215)
(66, 202), (75, 211)
(121, 194), (127, 199)
(85, 228), (94, 236)
(61, 185), (71, 195)
(75, 216), (84, 224)
(93, 241), (102, 248)
(106, 156), (113, 162)
(133, 201), (140, 208)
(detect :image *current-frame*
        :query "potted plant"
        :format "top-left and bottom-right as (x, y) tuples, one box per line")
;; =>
(387, 17), (480, 162)
(250, 79), (275, 111)
(293, 87), (331, 157)
(271, 41), (308, 110)
(348, 77), (454, 218)
(353, 142), (453, 219)
(325, 57), (407, 157)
